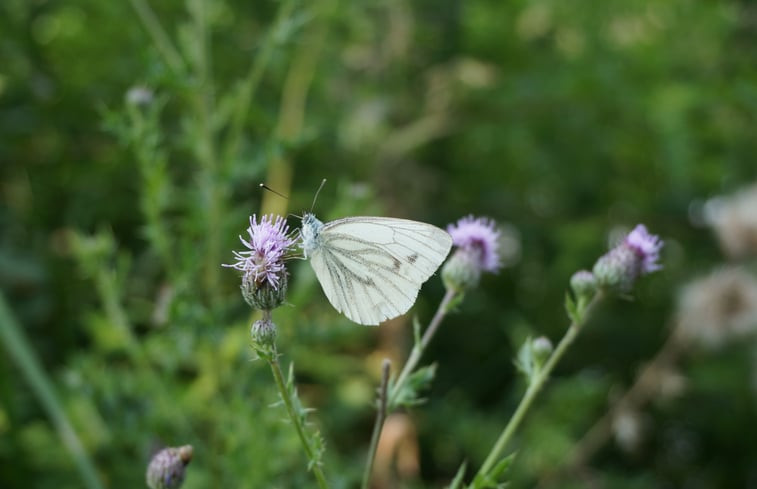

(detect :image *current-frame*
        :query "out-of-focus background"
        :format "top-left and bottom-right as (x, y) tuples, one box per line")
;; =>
(2, 0), (757, 487)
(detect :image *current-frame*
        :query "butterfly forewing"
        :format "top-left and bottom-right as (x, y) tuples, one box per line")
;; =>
(309, 217), (452, 325)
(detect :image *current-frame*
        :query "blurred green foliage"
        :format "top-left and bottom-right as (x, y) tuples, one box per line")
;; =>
(2, 0), (757, 487)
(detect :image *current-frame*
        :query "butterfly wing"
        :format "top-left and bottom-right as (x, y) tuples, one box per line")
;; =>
(309, 217), (452, 325)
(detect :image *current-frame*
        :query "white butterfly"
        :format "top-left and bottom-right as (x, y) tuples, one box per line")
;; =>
(300, 213), (453, 325)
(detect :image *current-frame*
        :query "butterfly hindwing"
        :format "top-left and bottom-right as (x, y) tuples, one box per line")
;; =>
(309, 217), (452, 325)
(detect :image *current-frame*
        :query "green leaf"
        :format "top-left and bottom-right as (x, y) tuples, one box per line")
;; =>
(447, 461), (467, 489)
(514, 337), (535, 380)
(413, 315), (422, 347)
(391, 363), (438, 408)
(565, 291), (580, 324)
(446, 290), (466, 313)
(470, 453), (515, 489)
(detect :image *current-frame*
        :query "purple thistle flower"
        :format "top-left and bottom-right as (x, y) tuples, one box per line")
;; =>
(224, 215), (295, 310)
(443, 215), (502, 292)
(447, 215), (502, 273)
(593, 224), (663, 291)
(624, 224), (663, 274)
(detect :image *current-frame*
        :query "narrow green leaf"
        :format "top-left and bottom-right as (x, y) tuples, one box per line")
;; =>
(564, 291), (579, 324)
(447, 461), (467, 489)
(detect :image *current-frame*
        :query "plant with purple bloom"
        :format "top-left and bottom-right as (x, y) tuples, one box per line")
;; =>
(593, 224), (663, 291)
(223, 214), (295, 310)
(223, 213), (328, 488)
(443, 215), (501, 293)
(448, 215), (502, 272)
(624, 224), (663, 273)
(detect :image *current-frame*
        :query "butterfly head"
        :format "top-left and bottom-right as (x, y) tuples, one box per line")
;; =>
(301, 213), (324, 258)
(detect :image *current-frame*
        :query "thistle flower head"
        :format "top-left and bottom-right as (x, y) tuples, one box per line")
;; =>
(447, 215), (502, 272)
(224, 214), (295, 310)
(593, 224), (663, 291)
(443, 215), (501, 292)
(624, 224), (663, 273)
(146, 445), (193, 489)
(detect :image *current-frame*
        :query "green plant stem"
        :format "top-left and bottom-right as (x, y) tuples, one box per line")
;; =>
(361, 359), (391, 489)
(473, 292), (605, 481)
(388, 288), (458, 407)
(267, 349), (329, 489)
(0, 293), (105, 489)
(128, 0), (185, 74)
(223, 0), (296, 167)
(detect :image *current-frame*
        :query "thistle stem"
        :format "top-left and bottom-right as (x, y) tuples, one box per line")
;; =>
(267, 348), (329, 489)
(473, 292), (605, 482)
(388, 288), (458, 407)
(361, 359), (391, 489)
(128, 0), (185, 75)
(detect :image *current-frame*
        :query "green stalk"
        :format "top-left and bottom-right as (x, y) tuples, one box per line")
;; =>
(473, 292), (605, 483)
(223, 0), (297, 167)
(0, 293), (104, 489)
(128, 0), (185, 75)
(361, 359), (391, 489)
(388, 288), (458, 407)
(267, 349), (330, 489)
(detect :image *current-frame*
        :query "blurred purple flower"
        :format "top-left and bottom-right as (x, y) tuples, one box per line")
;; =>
(443, 215), (502, 292)
(223, 215), (294, 291)
(624, 224), (663, 274)
(447, 215), (501, 273)
(593, 224), (663, 291)
(146, 445), (193, 489)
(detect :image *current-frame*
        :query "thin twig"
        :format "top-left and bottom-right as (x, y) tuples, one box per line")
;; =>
(128, 0), (185, 75)
(361, 359), (392, 489)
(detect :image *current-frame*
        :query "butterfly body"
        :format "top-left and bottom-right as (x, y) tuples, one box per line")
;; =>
(301, 213), (452, 325)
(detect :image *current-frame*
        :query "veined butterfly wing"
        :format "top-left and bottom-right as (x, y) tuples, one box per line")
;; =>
(303, 215), (453, 325)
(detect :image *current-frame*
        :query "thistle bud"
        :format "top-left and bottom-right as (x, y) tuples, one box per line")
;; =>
(442, 249), (482, 292)
(241, 272), (288, 310)
(251, 317), (277, 347)
(531, 336), (553, 365)
(146, 445), (193, 489)
(593, 225), (663, 292)
(570, 270), (597, 300)
(593, 245), (639, 291)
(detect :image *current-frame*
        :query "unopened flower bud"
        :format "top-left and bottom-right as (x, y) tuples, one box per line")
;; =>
(593, 244), (639, 291)
(146, 445), (193, 489)
(251, 317), (277, 347)
(531, 336), (553, 365)
(442, 249), (482, 292)
(241, 272), (288, 310)
(570, 270), (597, 299)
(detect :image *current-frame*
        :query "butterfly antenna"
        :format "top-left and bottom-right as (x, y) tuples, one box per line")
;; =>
(310, 178), (327, 212)
(259, 183), (289, 200)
